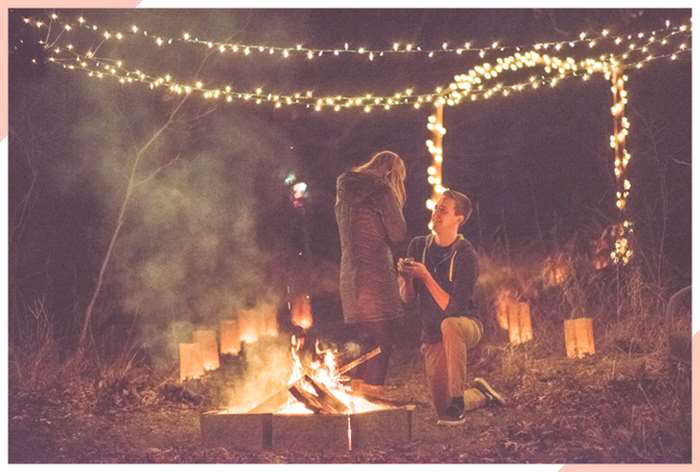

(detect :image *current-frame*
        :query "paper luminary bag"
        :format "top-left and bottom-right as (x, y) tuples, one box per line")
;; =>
(193, 329), (220, 370)
(257, 301), (279, 337)
(219, 319), (241, 355)
(179, 342), (204, 382)
(564, 318), (596, 359)
(291, 294), (313, 330)
(495, 290), (533, 345)
(495, 290), (513, 330)
(542, 257), (570, 287)
(238, 308), (261, 344)
(507, 301), (533, 345)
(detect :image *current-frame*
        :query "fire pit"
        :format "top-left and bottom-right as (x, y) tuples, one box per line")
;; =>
(200, 406), (414, 451)
(200, 336), (415, 451)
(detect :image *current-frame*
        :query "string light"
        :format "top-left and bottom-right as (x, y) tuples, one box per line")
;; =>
(40, 31), (690, 115)
(25, 13), (688, 62)
(609, 67), (634, 265)
(425, 105), (445, 215)
(30, 15), (691, 263)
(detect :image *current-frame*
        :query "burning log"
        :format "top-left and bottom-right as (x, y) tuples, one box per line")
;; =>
(564, 317), (596, 358)
(179, 342), (204, 382)
(248, 389), (290, 414)
(193, 329), (220, 370)
(219, 319), (241, 355)
(248, 345), (382, 414)
(288, 380), (331, 414)
(303, 375), (349, 414)
(336, 346), (382, 375)
(350, 379), (411, 408)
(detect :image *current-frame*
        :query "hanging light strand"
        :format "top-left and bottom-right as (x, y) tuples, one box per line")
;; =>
(37, 24), (691, 113)
(24, 13), (690, 62)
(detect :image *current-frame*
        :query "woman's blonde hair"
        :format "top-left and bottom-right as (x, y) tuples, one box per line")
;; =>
(353, 150), (407, 207)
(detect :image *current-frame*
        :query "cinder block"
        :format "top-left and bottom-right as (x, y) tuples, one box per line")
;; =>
(350, 407), (413, 449)
(200, 411), (271, 450)
(272, 414), (350, 452)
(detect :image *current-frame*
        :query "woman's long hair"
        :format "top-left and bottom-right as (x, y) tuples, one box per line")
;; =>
(352, 150), (407, 207)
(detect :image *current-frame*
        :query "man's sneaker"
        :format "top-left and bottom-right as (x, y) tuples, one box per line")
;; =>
(437, 398), (466, 426)
(473, 377), (506, 406)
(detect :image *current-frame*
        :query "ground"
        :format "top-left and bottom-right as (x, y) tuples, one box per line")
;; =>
(9, 340), (692, 464)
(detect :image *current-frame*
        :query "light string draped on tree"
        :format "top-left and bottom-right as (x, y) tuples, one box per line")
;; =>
(419, 26), (689, 264)
(25, 13), (688, 63)
(32, 22), (691, 112)
(608, 67), (634, 265)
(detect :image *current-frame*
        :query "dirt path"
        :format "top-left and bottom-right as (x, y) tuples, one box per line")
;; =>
(9, 348), (691, 463)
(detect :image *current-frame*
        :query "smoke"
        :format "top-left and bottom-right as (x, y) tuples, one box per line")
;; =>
(222, 337), (293, 413)
(57, 46), (302, 371)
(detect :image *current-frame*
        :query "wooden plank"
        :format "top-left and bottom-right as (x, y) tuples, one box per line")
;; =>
(336, 346), (381, 375)
(303, 375), (349, 414)
(248, 389), (290, 414)
(272, 414), (350, 451)
(288, 381), (332, 414)
(200, 411), (271, 450)
(350, 407), (412, 450)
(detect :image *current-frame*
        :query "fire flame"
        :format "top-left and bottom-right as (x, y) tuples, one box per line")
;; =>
(278, 335), (384, 415)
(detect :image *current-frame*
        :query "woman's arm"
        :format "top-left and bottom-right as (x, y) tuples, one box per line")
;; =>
(379, 188), (407, 244)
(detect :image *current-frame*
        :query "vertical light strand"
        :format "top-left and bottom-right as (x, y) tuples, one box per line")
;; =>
(425, 103), (446, 221)
(609, 67), (634, 265)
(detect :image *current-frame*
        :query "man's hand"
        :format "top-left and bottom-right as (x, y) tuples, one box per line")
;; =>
(397, 258), (417, 304)
(397, 258), (415, 279)
(399, 260), (430, 282)
(402, 260), (450, 311)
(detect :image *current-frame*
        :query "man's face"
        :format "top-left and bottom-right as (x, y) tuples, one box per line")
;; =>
(431, 196), (463, 232)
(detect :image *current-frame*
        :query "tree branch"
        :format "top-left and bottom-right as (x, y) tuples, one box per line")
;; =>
(134, 153), (182, 188)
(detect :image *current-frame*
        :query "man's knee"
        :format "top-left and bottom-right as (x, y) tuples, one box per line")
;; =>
(440, 317), (461, 338)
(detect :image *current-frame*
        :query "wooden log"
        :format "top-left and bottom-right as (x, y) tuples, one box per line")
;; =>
(248, 388), (290, 414)
(248, 348), (381, 414)
(303, 375), (349, 414)
(336, 346), (382, 375)
(349, 379), (412, 408)
(288, 381), (331, 414)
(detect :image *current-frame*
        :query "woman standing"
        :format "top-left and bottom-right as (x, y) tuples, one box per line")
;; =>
(335, 150), (407, 389)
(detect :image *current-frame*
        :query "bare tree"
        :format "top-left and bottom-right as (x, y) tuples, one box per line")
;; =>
(77, 53), (216, 352)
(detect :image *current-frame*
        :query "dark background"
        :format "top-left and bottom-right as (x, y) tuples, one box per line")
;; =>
(8, 9), (691, 353)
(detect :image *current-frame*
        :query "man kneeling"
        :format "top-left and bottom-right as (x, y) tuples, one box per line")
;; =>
(398, 190), (505, 425)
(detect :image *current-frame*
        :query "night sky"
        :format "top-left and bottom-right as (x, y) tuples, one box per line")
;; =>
(8, 9), (692, 349)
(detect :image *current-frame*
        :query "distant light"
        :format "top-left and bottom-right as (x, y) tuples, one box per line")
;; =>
(284, 173), (296, 185)
(293, 182), (308, 197)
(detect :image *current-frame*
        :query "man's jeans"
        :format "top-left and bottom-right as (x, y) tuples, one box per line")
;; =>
(422, 316), (484, 414)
